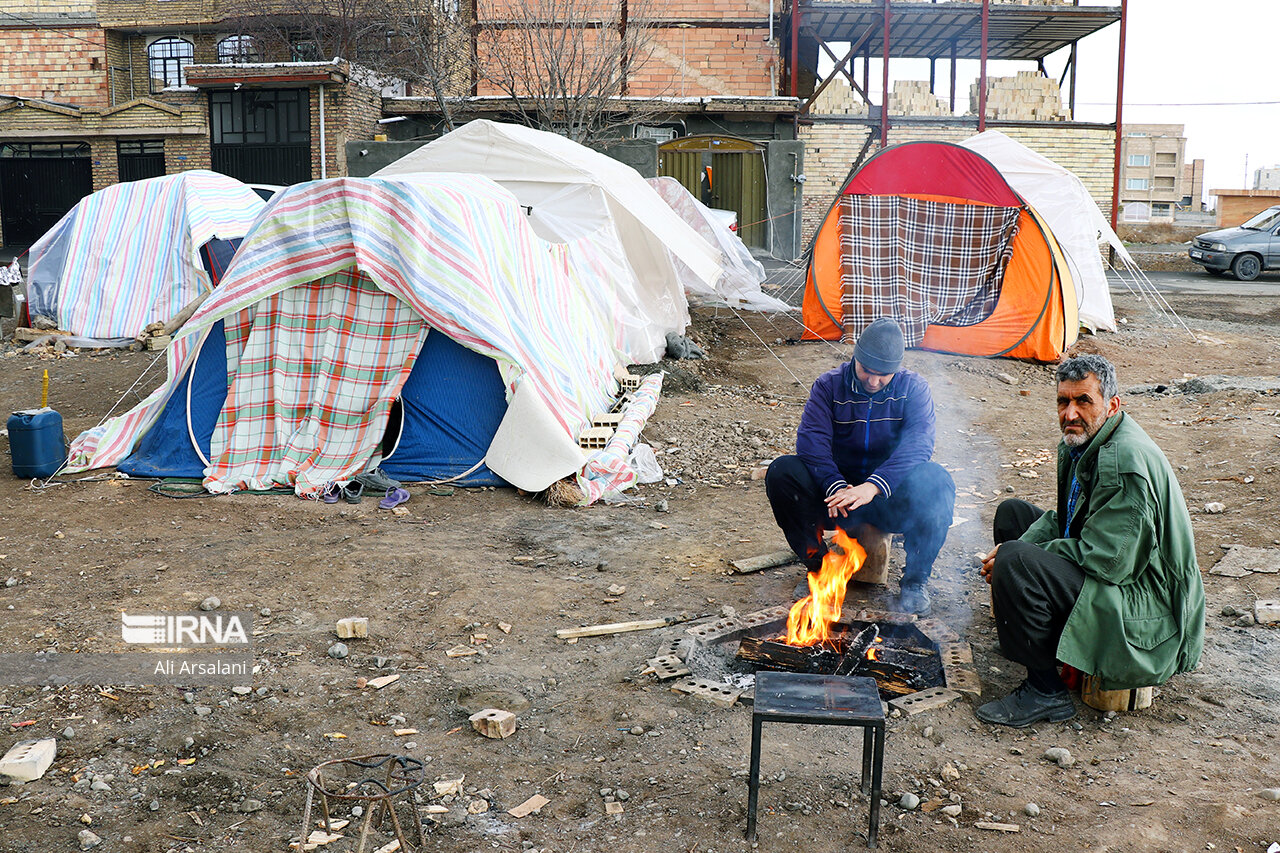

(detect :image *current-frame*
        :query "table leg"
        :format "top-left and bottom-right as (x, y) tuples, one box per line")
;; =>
(746, 716), (763, 841)
(867, 725), (884, 848)
(860, 726), (872, 793)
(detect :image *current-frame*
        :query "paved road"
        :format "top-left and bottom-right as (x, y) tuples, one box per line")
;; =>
(1125, 269), (1280, 298)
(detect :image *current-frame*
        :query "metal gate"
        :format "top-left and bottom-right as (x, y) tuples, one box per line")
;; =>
(118, 140), (165, 183)
(209, 88), (311, 185)
(0, 142), (93, 247)
(658, 136), (768, 249)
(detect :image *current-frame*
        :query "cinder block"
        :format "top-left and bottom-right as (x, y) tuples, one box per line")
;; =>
(469, 708), (517, 739)
(1255, 600), (1280, 624)
(889, 687), (960, 716)
(670, 677), (742, 708)
(0, 738), (57, 782)
(335, 617), (368, 639)
(647, 655), (691, 680)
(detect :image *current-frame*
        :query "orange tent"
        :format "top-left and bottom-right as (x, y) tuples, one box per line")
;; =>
(802, 141), (1078, 361)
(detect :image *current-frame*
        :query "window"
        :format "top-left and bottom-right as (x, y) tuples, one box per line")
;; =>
(291, 39), (320, 61)
(217, 35), (259, 64)
(1126, 178), (1149, 191)
(1151, 203), (1171, 216)
(1155, 176), (1176, 190)
(148, 37), (194, 92)
(1156, 152), (1177, 166)
(0, 142), (91, 158)
(1127, 154), (1149, 167)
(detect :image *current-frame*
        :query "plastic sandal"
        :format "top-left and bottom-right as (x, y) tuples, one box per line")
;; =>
(341, 482), (364, 504)
(321, 483), (341, 504)
(379, 487), (410, 510)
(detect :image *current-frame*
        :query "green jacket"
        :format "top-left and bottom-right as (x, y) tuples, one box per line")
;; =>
(1019, 412), (1204, 690)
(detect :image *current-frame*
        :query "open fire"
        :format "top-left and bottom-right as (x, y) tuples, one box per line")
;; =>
(786, 528), (867, 647)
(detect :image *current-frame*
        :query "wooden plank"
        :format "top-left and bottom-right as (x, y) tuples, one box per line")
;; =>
(974, 821), (1021, 833)
(730, 549), (798, 574)
(556, 618), (669, 639)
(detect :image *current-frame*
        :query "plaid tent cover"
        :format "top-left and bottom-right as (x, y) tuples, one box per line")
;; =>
(68, 175), (636, 500)
(839, 195), (1021, 346)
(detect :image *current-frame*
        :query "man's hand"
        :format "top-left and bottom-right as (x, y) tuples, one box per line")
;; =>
(979, 544), (1000, 585)
(825, 482), (880, 517)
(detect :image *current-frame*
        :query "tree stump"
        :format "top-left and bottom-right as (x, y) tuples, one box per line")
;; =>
(1081, 675), (1154, 712)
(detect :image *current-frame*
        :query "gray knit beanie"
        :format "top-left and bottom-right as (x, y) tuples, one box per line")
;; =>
(853, 318), (905, 374)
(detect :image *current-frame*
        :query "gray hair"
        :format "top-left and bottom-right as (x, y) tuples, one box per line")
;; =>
(1057, 354), (1118, 399)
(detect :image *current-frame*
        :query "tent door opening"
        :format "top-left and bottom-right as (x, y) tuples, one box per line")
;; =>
(658, 136), (768, 249)
(0, 142), (92, 247)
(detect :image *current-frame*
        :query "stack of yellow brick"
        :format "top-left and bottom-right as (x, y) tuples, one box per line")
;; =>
(809, 78), (869, 116)
(970, 71), (1071, 121)
(888, 80), (950, 116)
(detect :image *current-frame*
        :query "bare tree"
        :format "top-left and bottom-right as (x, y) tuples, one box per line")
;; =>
(475, 0), (666, 142)
(221, 0), (471, 129)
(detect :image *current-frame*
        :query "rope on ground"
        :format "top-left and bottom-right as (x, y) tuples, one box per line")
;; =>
(148, 479), (212, 499)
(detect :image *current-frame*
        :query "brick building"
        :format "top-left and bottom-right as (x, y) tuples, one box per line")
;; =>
(1117, 123), (1202, 223)
(0, 0), (382, 248)
(5, 0), (1128, 261)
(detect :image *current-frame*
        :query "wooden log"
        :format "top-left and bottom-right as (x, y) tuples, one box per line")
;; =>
(1081, 675), (1154, 712)
(162, 290), (212, 336)
(730, 549), (799, 574)
(555, 612), (705, 639)
(850, 523), (891, 585)
(736, 636), (842, 674)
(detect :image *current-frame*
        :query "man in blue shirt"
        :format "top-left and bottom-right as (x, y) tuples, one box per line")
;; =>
(765, 318), (955, 615)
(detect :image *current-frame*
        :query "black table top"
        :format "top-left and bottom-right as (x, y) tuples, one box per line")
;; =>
(753, 671), (885, 724)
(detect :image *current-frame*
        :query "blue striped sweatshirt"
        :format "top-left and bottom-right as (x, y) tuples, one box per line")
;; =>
(795, 362), (937, 499)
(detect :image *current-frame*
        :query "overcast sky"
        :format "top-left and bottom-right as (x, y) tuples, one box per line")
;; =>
(853, 1), (1280, 207)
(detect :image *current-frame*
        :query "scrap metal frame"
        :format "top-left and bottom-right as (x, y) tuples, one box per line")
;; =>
(786, 0), (1128, 228)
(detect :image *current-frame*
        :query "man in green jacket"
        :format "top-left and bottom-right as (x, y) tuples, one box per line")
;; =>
(976, 354), (1205, 727)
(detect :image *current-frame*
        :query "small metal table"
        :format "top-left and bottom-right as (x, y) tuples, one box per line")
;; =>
(746, 671), (885, 848)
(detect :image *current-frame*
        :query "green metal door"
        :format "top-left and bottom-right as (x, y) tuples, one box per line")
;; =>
(658, 136), (769, 249)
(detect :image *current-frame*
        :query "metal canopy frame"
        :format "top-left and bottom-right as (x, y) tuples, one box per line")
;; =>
(789, 0), (1127, 229)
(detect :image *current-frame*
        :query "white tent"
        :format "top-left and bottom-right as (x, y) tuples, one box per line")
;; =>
(374, 120), (722, 362)
(960, 131), (1120, 333)
(646, 177), (789, 312)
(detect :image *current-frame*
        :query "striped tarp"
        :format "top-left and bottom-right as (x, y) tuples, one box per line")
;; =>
(26, 171), (264, 339)
(839, 195), (1020, 346)
(69, 175), (631, 499)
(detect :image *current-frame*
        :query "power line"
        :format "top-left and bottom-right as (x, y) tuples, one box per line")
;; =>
(0, 11), (108, 47)
(1079, 99), (1280, 107)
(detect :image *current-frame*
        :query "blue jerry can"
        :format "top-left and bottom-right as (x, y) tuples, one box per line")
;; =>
(7, 407), (67, 479)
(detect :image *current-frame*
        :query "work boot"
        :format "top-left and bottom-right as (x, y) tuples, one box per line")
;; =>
(975, 680), (1077, 728)
(897, 584), (931, 616)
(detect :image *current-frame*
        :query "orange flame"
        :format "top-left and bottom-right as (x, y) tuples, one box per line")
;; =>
(785, 529), (867, 646)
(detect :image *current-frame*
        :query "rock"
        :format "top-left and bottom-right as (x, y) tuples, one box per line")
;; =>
(90, 779), (111, 792)
(899, 792), (920, 810)
(259, 608), (272, 617)
(939, 763), (960, 782)
(231, 686), (252, 696)
(996, 372), (1018, 386)
(467, 798), (490, 814)
(239, 798), (264, 813)
(327, 642), (349, 659)
(1221, 604), (1239, 617)
(61, 726), (74, 738)
(629, 726), (644, 735)
(922, 726), (933, 739)
(1203, 502), (1226, 514)
(351, 805), (364, 818)
(616, 790), (629, 802)
(1043, 747), (1074, 768)
(183, 692), (195, 704)
(1258, 788), (1280, 801)
(149, 799), (159, 811)
(78, 829), (102, 849)
(1236, 613), (1256, 628)
(4, 577), (15, 587)
(194, 705), (212, 717)
(940, 804), (962, 817)
(654, 499), (669, 513)
(33, 314), (59, 331)
(1024, 802), (1041, 817)
(199, 596), (221, 611)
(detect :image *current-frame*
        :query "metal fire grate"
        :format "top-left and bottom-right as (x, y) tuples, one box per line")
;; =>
(299, 753), (426, 853)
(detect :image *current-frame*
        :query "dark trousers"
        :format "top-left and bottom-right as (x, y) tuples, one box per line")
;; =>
(991, 499), (1086, 671)
(765, 455), (955, 587)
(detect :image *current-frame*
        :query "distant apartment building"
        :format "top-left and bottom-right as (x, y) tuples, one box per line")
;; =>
(1118, 124), (1201, 223)
(1254, 167), (1280, 191)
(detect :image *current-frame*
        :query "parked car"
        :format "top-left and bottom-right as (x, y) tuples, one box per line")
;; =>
(1188, 205), (1280, 281)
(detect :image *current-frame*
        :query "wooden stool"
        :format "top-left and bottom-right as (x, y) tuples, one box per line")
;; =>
(1081, 675), (1154, 712)
(842, 524), (891, 585)
(746, 671), (885, 848)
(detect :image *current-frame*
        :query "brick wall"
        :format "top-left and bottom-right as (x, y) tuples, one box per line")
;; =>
(634, 27), (775, 97)
(0, 29), (108, 107)
(317, 79), (383, 179)
(798, 122), (1116, 244)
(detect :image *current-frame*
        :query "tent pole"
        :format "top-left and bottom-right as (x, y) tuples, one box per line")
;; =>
(1110, 0), (1127, 241)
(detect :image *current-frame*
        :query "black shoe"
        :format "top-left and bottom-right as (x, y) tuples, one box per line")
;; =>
(898, 584), (931, 616)
(975, 680), (1077, 728)
(793, 573), (813, 600)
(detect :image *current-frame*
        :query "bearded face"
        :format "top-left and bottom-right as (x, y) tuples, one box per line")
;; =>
(1057, 375), (1120, 448)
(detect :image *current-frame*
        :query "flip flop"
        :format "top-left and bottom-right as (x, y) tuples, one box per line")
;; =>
(321, 483), (341, 504)
(341, 482), (364, 504)
(379, 487), (410, 510)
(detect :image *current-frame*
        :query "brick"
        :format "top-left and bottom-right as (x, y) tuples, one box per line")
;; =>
(1255, 600), (1280, 624)
(646, 655), (690, 680)
(0, 738), (57, 783)
(888, 687), (960, 717)
(670, 676), (742, 707)
(335, 617), (368, 639)
(469, 708), (518, 739)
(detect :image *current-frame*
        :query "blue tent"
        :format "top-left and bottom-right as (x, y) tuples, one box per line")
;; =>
(118, 327), (510, 485)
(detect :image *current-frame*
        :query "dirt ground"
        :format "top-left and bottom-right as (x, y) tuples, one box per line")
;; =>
(0, 280), (1278, 853)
